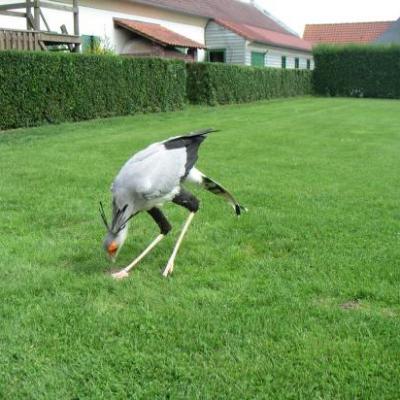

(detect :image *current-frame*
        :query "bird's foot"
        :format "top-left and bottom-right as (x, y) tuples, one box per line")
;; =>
(111, 270), (130, 280)
(162, 261), (174, 278)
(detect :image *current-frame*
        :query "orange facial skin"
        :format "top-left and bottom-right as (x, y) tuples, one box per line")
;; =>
(107, 241), (118, 256)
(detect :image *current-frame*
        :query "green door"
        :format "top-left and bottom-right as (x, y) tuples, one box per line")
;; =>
(251, 52), (265, 67)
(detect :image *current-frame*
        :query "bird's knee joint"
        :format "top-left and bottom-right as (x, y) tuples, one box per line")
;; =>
(160, 222), (172, 235)
(188, 198), (200, 213)
(173, 191), (200, 213)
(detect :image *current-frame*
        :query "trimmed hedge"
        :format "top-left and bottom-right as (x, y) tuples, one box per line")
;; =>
(186, 62), (312, 105)
(0, 51), (314, 130)
(0, 51), (186, 130)
(313, 45), (400, 98)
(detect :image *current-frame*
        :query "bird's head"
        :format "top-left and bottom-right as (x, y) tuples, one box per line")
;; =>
(102, 228), (128, 262)
(99, 202), (132, 263)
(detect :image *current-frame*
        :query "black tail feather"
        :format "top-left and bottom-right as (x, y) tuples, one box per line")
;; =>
(202, 176), (246, 216)
(235, 204), (248, 216)
(164, 129), (219, 179)
(165, 128), (219, 146)
(187, 128), (220, 137)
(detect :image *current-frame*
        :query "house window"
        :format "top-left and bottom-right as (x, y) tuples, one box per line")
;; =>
(251, 51), (265, 67)
(208, 49), (226, 63)
(281, 56), (287, 69)
(82, 35), (101, 52)
(295, 57), (300, 69)
(307, 59), (311, 70)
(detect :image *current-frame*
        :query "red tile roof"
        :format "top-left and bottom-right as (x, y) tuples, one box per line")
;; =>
(114, 18), (205, 48)
(303, 21), (394, 45)
(133, 0), (291, 34)
(215, 19), (312, 52)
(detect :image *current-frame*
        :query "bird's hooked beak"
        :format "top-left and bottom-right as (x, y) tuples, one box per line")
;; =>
(107, 241), (119, 263)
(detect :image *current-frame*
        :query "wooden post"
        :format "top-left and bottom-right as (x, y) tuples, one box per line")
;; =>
(39, 9), (50, 31)
(34, 0), (40, 30)
(73, 0), (80, 52)
(26, 0), (32, 30)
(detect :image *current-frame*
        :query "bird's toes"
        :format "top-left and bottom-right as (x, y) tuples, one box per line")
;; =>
(111, 270), (130, 280)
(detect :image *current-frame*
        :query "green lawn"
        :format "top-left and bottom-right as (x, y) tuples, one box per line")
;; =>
(0, 97), (399, 399)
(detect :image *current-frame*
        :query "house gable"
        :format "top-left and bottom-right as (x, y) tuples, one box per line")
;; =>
(205, 21), (246, 64)
(375, 18), (400, 44)
(214, 19), (312, 52)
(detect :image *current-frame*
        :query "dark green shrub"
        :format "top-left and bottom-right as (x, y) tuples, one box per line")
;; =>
(186, 62), (312, 105)
(313, 45), (400, 98)
(0, 51), (186, 130)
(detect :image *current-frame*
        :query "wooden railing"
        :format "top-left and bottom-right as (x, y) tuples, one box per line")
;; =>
(0, 28), (40, 51)
(0, 28), (81, 51)
(0, 1), (80, 52)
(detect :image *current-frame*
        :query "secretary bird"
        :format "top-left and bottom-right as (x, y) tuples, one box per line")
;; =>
(100, 128), (245, 279)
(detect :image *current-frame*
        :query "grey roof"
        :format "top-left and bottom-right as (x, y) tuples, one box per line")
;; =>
(375, 18), (400, 44)
(131, 0), (295, 35)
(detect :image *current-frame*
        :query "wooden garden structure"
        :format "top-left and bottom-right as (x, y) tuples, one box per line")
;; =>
(0, 1), (81, 52)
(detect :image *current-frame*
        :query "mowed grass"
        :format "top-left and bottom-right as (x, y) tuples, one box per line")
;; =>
(0, 97), (399, 399)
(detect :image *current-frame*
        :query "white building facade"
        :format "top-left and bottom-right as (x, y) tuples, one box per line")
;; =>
(0, 0), (313, 67)
(206, 20), (314, 69)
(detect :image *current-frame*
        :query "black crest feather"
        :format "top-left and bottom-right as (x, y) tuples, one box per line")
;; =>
(99, 201), (110, 232)
(99, 202), (134, 234)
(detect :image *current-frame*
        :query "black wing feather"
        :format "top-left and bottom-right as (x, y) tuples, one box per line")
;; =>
(163, 128), (218, 178)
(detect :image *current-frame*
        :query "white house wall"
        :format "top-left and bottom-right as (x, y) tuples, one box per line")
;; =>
(0, 0), (208, 59)
(205, 21), (246, 64)
(246, 42), (314, 69)
(0, 1), (313, 67)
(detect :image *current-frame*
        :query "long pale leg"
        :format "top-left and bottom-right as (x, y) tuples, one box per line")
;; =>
(112, 208), (171, 280)
(162, 212), (195, 277)
(112, 234), (165, 280)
